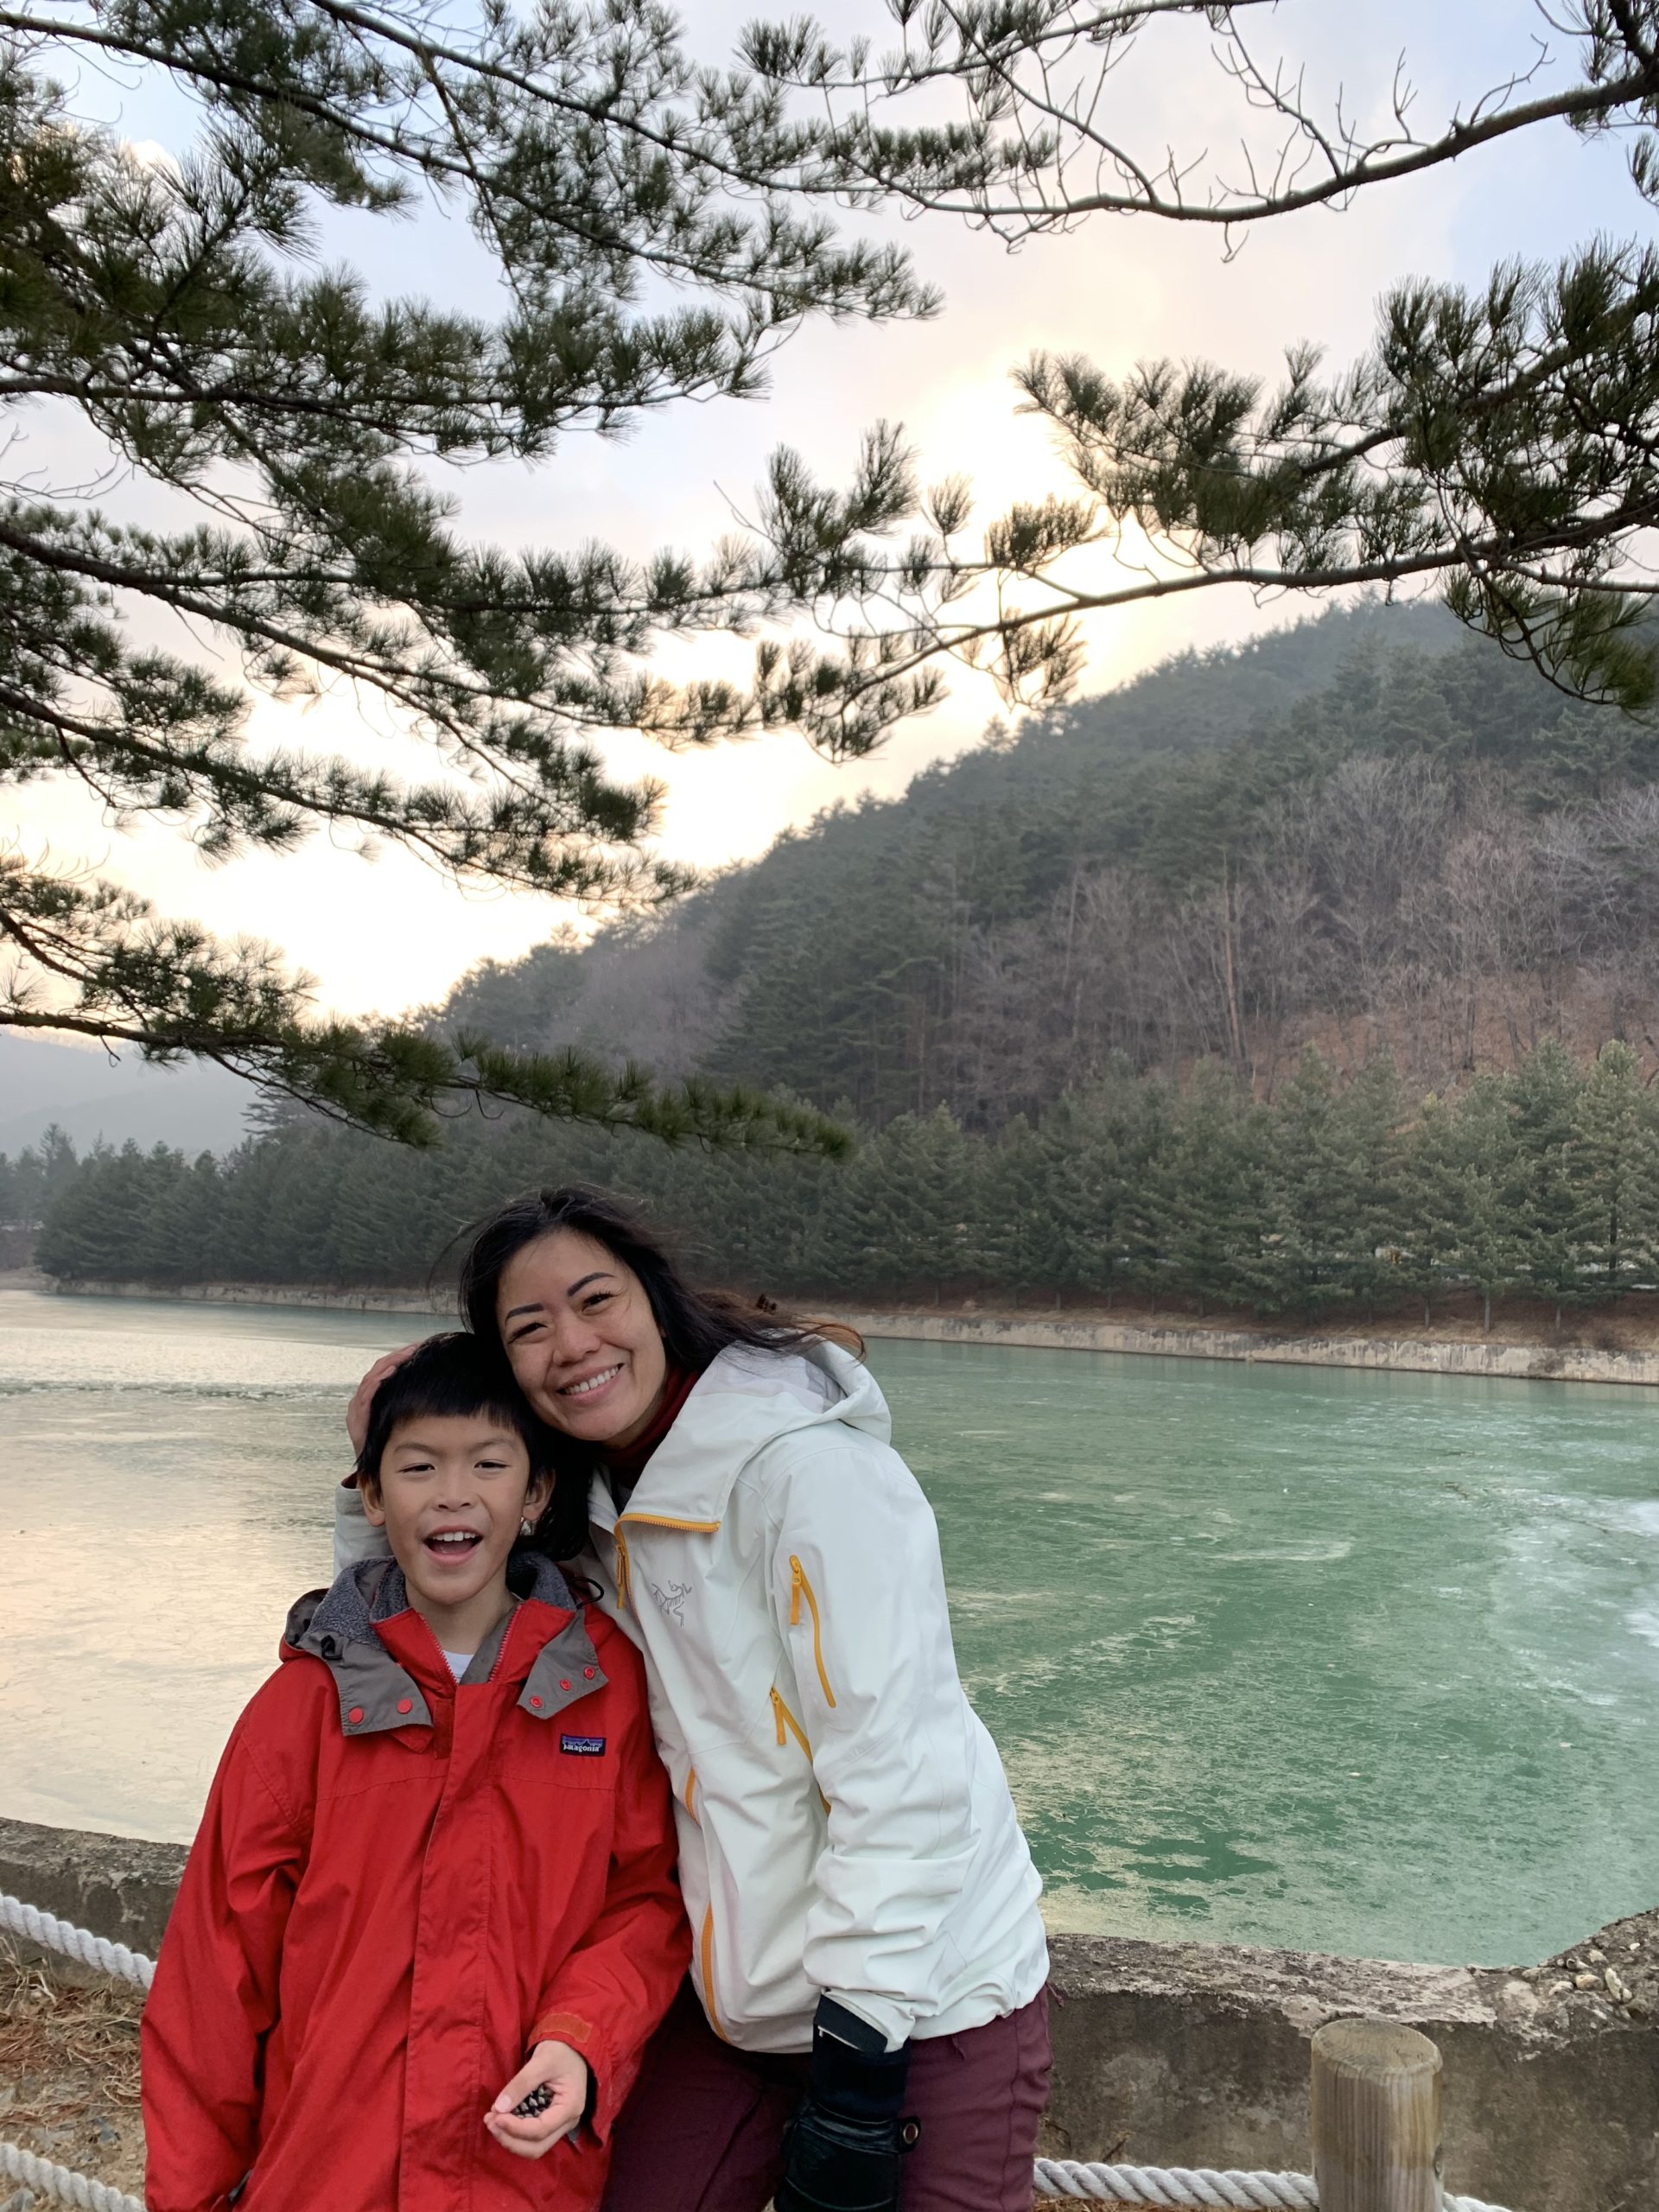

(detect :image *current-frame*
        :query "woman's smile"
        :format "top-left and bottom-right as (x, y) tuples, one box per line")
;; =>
(560, 1362), (625, 1402)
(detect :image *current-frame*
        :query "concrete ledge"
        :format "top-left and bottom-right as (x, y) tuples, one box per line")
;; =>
(2, 1818), (1651, 2209)
(0, 1815), (185, 1964)
(1045, 1925), (1657, 2212)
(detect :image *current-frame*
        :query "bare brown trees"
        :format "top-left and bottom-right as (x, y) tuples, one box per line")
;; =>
(929, 760), (1659, 1114)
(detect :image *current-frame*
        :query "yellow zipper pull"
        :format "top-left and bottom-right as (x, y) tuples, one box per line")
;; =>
(790, 1556), (804, 1626)
(771, 1688), (787, 1746)
(613, 1526), (632, 1610)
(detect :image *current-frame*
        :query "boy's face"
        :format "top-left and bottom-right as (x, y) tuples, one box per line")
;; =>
(361, 1413), (550, 1615)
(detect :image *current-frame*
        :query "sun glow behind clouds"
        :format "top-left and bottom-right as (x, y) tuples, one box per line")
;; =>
(3, 1), (1639, 1019)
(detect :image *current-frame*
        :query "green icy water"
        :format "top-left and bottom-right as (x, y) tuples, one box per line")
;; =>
(2, 1288), (1656, 1964)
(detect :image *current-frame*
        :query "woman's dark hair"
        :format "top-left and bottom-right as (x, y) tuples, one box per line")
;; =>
(357, 1330), (557, 1509)
(458, 1184), (857, 1371)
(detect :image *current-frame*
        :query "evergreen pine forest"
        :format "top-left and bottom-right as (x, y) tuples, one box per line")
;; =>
(21, 603), (1659, 1329)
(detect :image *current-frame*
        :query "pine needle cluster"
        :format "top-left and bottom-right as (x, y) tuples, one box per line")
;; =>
(0, 0), (938, 1147)
(732, 4), (1659, 719)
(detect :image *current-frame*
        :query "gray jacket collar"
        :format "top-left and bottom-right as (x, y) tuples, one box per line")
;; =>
(284, 1550), (606, 1738)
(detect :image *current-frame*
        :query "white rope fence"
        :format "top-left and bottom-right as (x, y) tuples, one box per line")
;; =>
(1, 2139), (143, 2212)
(0, 1897), (153, 1991)
(1033, 2160), (1511, 2211)
(1036, 2162), (1319, 2206)
(0, 1894), (1518, 2212)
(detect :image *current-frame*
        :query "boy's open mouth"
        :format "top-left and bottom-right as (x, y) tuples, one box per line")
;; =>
(424, 1529), (484, 1556)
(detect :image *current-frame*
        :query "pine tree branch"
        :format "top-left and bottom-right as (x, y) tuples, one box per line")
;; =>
(744, 2), (1659, 236)
(0, 4), (928, 1142)
(0, 5), (928, 314)
(0, 861), (851, 1152)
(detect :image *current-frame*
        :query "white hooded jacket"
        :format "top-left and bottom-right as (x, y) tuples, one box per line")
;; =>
(337, 1339), (1048, 2055)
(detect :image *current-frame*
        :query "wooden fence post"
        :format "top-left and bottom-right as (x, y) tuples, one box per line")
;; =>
(1310, 2017), (1443, 2212)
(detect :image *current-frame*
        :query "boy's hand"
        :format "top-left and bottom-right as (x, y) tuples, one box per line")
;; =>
(345, 1344), (422, 1459)
(485, 2039), (590, 2160)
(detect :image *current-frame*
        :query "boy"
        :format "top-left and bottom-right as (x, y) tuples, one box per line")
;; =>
(141, 1333), (690, 2212)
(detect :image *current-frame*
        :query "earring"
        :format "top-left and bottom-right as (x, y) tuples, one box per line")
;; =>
(519, 1517), (535, 1535)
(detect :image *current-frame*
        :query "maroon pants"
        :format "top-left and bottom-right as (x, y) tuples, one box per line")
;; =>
(601, 1980), (1051, 2212)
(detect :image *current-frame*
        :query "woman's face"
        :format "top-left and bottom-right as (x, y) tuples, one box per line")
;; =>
(495, 1229), (669, 1448)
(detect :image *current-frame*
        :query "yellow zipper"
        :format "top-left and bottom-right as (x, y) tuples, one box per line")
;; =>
(770, 1686), (810, 1755)
(771, 1688), (832, 1815)
(613, 1524), (632, 1610)
(620, 1512), (722, 1534)
(788, 1555), (836, 1707)
(683, 1764), (698, 1817)
(699, 1904), (728, 2041)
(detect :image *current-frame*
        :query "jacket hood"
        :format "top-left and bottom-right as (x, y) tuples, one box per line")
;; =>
(282, 1549), (607, 1738)
(595, 1338), (891, 1531)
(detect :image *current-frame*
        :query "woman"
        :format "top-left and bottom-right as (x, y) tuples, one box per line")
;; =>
(340, 1186), (1051, 2212)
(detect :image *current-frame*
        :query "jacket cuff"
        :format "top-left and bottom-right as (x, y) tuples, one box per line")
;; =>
(823, 1988), (913, 2055)
(527, 2007), (627, 2143)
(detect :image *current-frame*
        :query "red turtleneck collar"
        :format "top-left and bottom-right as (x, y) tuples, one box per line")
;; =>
(598, 1363), (701, 1491)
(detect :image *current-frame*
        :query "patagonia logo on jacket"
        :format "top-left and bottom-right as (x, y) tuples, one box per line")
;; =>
(562, 1734), (607, 1756)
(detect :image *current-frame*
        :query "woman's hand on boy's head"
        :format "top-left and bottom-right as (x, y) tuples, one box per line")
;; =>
(485, 2039), (590, 2160)
(345, 1344), (422, 1459)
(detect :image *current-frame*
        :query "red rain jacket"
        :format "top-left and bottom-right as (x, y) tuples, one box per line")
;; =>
(141, 1554), (690, 2212)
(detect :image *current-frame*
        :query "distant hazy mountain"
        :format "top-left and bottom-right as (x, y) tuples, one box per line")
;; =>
(0, 1033), (255, 1158)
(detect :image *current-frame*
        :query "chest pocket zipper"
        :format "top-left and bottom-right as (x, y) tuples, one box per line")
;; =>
(613, 1512), (720, 1616)
(788, 1556), (836, 1707)
(771, 1687), (832, 1814)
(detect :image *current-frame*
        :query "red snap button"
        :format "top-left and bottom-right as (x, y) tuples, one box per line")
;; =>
(397, 1697), (413, 1715)
(559, 1679), (571, 1692)
(583, 1667), (596, 1679)
(346, 1707), (364, 1726)
(530, 1695), (543, 1709)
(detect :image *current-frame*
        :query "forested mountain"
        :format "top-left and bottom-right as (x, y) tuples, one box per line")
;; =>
(22, 601), (1659, 1315)
(439, 601), (1659, 1128)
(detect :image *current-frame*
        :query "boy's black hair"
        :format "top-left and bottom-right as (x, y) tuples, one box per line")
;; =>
(357, 1332), (563, 1519)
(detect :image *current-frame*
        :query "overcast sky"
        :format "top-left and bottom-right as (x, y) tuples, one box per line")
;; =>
(7, 2), (1644, 1026)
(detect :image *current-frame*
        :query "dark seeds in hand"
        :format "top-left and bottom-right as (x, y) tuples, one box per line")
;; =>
(513, 2084), (555, 2119)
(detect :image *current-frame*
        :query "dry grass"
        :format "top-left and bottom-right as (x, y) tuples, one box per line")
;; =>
(0, 1940), (145, 2200)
